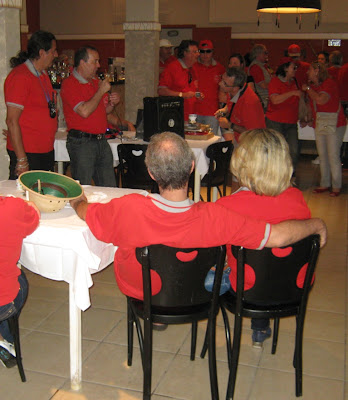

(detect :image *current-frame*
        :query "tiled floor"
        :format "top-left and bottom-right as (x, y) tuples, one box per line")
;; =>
(1, 155), (347, 400)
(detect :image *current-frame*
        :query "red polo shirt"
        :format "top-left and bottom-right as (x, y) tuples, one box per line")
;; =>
(61, 71), (108, 134)
(266, 77), (300, 124)
(4, 61), (57, 153)
(193, 60), (225, 116)
(158, 59), (198, 120)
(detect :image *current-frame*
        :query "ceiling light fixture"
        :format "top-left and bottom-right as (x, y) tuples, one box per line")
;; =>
(256, 0), (321, 29)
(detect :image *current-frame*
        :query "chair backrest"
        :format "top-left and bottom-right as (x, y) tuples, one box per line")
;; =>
(135, 245), (226, 308)
(232, 235), (320, 305)
(206, 141), (233, 184)
(117, 144), (158, 191)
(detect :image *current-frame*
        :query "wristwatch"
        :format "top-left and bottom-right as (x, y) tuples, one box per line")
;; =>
(179, 92), (183, 97)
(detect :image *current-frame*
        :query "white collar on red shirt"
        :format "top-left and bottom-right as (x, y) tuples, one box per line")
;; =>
(148, 193), (193, 213)
(25, 59), (47, 77)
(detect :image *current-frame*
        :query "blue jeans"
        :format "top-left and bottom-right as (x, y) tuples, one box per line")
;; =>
(67, 135), (116, 187)
(204, 267), (231, 295)
(0, 270), (28, 344)
(266, 118), (299, 171)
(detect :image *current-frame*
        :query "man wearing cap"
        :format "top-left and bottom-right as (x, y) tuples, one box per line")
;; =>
(158, 40), (200, 121)
(192, 40), (225, 135)
(287, 44), (310, 89)
(159, 39), (176, 75)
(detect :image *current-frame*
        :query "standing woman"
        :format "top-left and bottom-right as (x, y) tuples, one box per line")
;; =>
(303, 62), (346, 196)
(265, 57), (303, 173)
(4, 31), (58, 180)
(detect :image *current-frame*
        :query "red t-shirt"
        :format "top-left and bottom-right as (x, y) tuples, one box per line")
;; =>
(4, 61), (57, 153)
(338, 63), (348, 102)
(309, 78), (346, 128)
(328, 66), (340, 83)
(60, 72), (108, 134)
(227, 86), (265, 142)
(0, 197), (39, 305)
(266, 76), (300, 124)
(159, 55), (176, 70)
(192, 60), (225, 116)
(217, 187), (311, 291)
(158, 59), (198, 120)
(294, 60), (310, 89)
(85, 193), (270, 300)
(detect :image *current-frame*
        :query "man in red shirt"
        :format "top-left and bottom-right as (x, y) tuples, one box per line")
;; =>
(216, 68), (265, 143)
(287, 44), (310, 89)
(158, 40), (200, 121)
(193, 40), (225, 135)
(61, 46), (119, 187)
(5, 30), (58, 180)
(159, 39), (176, 75)
(70, 132), (326, 300)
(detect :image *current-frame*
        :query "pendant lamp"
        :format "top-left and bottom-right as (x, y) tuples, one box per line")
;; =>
(256, 0), (321, 29)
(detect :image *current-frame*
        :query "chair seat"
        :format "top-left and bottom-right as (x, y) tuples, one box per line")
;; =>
(129, 298), (212, 324)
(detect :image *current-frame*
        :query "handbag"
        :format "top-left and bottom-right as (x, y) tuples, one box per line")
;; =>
(314, 102), (340, 136)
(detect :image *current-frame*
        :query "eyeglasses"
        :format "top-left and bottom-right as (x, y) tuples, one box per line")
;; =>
(199, 49), (213, 54)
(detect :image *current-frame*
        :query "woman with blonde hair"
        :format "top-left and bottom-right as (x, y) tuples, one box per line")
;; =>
(217, 128), (311, 347)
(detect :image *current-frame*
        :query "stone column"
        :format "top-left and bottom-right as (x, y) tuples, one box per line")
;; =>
(123, 0), (160, 124)
(0, 3), (22, 180)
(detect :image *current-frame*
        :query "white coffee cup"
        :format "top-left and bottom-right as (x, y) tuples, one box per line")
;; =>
(188, 114), (197, 124)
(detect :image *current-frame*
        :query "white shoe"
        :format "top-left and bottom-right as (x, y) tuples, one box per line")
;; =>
(312, 156), (320, 165)
(0, 339), (16, 357)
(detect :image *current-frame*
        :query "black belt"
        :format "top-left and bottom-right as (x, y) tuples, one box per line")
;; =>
(68, 129), (106, 140)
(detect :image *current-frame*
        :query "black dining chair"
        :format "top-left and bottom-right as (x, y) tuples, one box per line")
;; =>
(117, 144), (159, 192)
(1, 313), (26, 382)
(127, 244), (226, 400)
(220, 235), (320, 399)
(200, 141), (233, 202)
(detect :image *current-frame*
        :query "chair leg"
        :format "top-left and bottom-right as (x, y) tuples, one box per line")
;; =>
(127, 300), (134, 366)
(200, 326), (208, 359)
(190, 321), (198, 361)
(217, 186), (223, 198)
(294, 316), (303, 397)
(143, 318), (153, 400)
(226, 312), (243, 400)
(207, 186), (211, 202)
(207, 315), (219, 400)
(220, 305), (232, 369)
(272, 318), (280, 355)
(7, 314), (26, 382)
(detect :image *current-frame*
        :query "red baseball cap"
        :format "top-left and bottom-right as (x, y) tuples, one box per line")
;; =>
(288, 44), (301, 57)
(199, 40), (213, 50)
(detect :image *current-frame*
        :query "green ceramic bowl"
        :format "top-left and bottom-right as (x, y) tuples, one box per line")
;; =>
(19, 171), (83, 213)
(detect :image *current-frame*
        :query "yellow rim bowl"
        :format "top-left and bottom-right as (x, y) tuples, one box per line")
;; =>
(19, 171), (83, 213)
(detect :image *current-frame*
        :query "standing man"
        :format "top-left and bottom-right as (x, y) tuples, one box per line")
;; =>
(158, 40), (200, 121)
(159, 39), (176, 75)
(5, 30), (58, 180)
(248, 44), (272, 112)
(287, 44), (310, 88)
(215, 68), (265, 143)
(61, 46), (119, 187)
(193, 40), (225, 135)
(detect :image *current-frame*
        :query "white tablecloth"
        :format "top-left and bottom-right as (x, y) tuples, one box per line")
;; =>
(54, 130), (221, 202)
(0, 180), (147, 390)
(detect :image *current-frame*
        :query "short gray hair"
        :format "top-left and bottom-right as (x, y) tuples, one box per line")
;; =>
(145, 132), (194, 190)
(250, 44), (267, 62)
(225, 67), (247, 88)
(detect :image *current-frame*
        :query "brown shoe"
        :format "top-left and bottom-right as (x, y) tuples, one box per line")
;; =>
(313, 187), (329, 194)
(329, 190), (340, 197)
